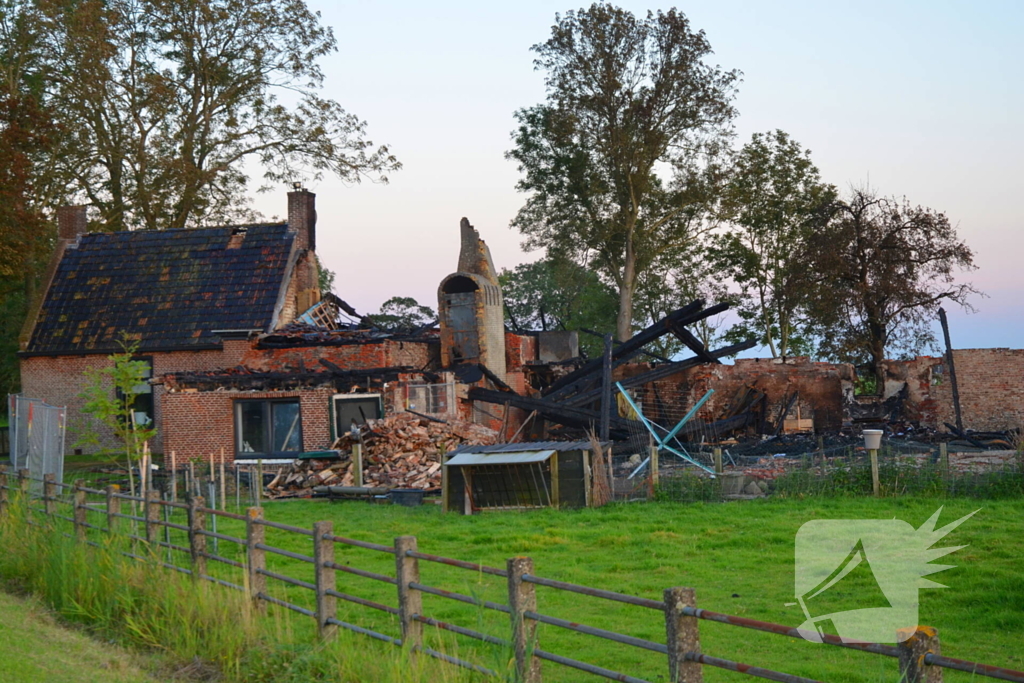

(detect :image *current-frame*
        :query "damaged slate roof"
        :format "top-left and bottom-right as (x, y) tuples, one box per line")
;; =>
(25, 223), (294, 354)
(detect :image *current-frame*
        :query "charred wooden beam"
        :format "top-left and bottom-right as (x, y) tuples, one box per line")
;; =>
(540, 301), (733, 403)
(467, 387), (634, 438)
(541, 300), (705, 398)
(562, 339), (757, 408)
(668, 323), (719, 364)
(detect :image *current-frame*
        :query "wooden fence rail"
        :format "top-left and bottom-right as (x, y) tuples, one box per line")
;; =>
(1, 465), (1022, 683)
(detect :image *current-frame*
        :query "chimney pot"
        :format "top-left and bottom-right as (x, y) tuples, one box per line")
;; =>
(57, 206), (88, 241)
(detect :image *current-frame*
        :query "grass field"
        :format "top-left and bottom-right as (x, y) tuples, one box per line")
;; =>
(5, 493), (1023, 682)
(146, 495), (1023, 682)
(0, 591), (163, 683)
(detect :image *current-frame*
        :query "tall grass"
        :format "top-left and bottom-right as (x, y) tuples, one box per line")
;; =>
(0, 493), (491, 682)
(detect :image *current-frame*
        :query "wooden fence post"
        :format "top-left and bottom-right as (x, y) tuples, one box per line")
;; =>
(665, 587), (702, 683)
(146, 489), (161, 545)
(246, 507), (266, 611)
(106, 485), (120, 534)
(507, 556), (541, 683)
(314, 521), (336, 639)
(441, 448), (449, 514)
(43, 473), (56, 516)
(870, 448), (881, 496)
(713, 448), (723, 475)
(18, 469), (29, 496)
(73, 480), (87, 541)
(650, 445), (660, 488)
(353, 444), (363, 489)
(187, 495), (206, 578)
(0, 465), (8, 517)
(939, 443), (949, 481)
(897, 626), (943, 683)
(394, 535), (422, 650)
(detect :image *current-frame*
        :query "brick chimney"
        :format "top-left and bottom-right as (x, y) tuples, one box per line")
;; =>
(287, 188), (316, 252)
(57, 205), (88, 241)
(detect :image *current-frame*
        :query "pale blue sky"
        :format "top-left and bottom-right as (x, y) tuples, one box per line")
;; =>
(250, 1), (1024, 354)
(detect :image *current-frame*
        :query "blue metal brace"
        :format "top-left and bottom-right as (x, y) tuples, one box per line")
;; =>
(616, 382), (715, 474)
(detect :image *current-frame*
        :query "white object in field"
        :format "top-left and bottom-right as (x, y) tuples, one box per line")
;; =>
(862, 429), (883, 451)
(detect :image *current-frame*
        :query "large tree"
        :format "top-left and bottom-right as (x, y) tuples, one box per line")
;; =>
(39, 0), (400, 231)
(507, 3), (738, 341)
(712, 130), (837, 358)
(804, 189), (978, 386)
(0, 0), (64, 399)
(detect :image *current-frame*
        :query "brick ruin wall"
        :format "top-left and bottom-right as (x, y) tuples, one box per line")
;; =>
(631, 349), (1024, 433)
(19, 339), (251, 454)
(240, 339), (439, 375)
(886, 349), (1024, 432)
(623, 357), (854, 433)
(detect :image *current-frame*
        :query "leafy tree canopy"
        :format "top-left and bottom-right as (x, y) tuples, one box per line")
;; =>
(369, 297), (436, 332)
(507, 3), (738, 341)
(803, 188), (978, 384)
(712, 130), (837, 358)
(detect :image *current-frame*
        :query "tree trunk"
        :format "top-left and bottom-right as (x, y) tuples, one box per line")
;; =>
(616, 238), (637, 342)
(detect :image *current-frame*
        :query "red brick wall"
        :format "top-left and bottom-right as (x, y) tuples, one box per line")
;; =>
(887, 349), (1024, 431)
(505, 332), (537, 371)
(162, 387), (334, 465)
(20, 340), (250, 454)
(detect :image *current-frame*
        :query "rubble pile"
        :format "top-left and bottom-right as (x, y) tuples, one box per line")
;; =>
(265, 412), (497, 498)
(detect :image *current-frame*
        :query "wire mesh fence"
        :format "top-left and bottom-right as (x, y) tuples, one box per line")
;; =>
(7, 394), (66, 492)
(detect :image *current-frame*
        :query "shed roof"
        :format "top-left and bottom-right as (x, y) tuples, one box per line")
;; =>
(446, 441), (598, 456)
(25, 223), (295, 354)
(446, 449), (555, 466)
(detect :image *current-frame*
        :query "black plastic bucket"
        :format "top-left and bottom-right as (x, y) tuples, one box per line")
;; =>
(390, 489), (425, 507)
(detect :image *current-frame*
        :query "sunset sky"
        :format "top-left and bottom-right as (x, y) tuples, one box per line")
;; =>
(250, 1), (1024, 355)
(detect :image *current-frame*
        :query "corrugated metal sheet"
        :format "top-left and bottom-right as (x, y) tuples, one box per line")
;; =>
(446, 440), (600, 456)
(446, 449), (556, 466)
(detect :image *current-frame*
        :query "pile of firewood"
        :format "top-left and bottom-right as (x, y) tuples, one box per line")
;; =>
(264, 412), (497, 498)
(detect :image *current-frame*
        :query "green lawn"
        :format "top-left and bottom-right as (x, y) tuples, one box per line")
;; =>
(0, 591), (163, 683)
(131, 495), (1022, 683)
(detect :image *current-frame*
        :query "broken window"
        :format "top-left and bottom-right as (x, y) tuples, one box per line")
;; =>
(332, 394), (382, 437)
(406, 383), (454, 416)
(235, 399), (302, 456)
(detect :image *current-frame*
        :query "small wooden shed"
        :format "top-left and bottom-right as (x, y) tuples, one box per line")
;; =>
(443, 441), (596, 514)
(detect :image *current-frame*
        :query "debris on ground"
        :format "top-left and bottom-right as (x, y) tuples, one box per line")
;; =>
(264, 412), (498, 498)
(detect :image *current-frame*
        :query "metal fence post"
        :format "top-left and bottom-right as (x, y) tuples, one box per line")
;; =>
(246, 507), (266, 611)
(43, 473), (56, 516)
(898, 626), (943, 683)
(508, 556), (541, 683)
(106, 485), (120, 534)
(0, 465), (8, 517)
(665, 587), (702, 683)
(187, 495), (206, 578)
(73, 480), (87, 541)
(314, 521), (336, 639)
(146, 489), (161, 545)
(394, 535), (423, 650)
